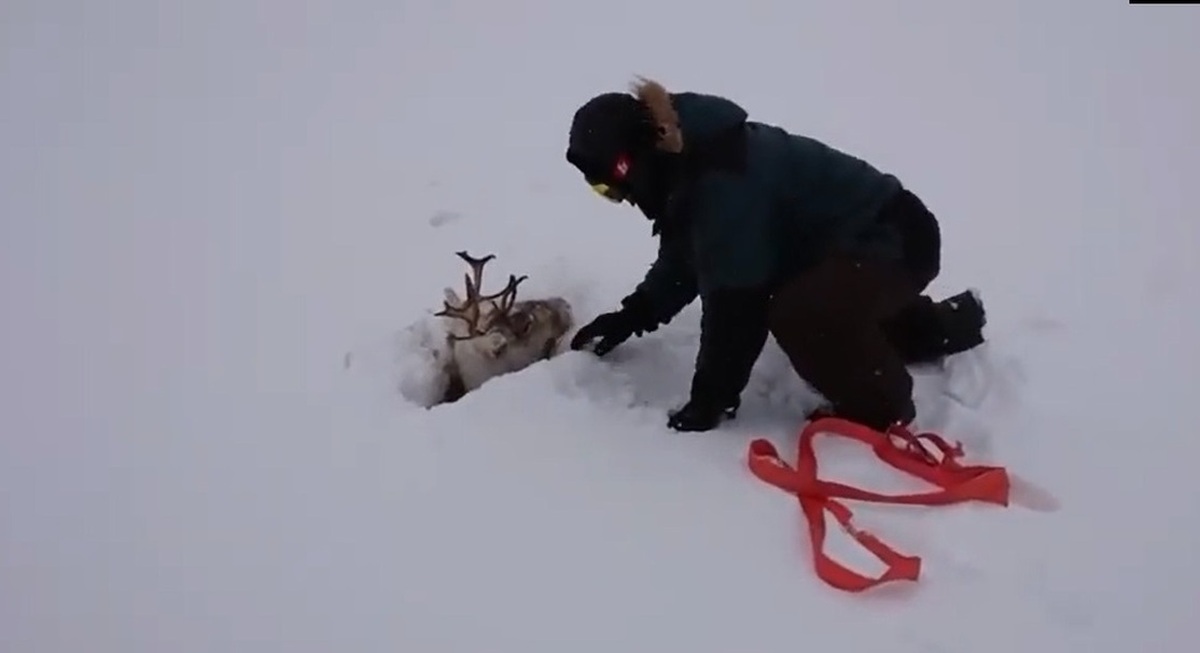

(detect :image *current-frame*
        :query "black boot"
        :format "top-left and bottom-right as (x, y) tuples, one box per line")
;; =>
(938, 289), (986, 352)
(882, 289), (986, 365)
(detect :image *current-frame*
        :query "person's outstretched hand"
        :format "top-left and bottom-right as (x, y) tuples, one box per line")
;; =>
(569, 310), (641, 356)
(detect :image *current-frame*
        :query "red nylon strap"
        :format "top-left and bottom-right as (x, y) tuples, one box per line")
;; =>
(747, 417), (1010, 592)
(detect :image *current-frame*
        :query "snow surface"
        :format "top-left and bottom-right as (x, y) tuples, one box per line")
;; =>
(3, 1), (1199, 651)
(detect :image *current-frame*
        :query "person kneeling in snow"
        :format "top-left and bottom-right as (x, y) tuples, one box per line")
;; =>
(566, 78), (987, 433)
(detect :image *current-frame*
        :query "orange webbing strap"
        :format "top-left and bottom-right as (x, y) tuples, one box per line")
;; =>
(747, 416), (1010, 592)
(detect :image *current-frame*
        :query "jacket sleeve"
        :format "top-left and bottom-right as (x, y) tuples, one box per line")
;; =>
(687, 285), (771, 409)
(684, 173), (778, 408)
(620, 230), (699, 333)
(690, 173), (778, 290)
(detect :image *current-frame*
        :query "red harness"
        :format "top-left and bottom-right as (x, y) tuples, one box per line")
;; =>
(747, 417), (1011, 591)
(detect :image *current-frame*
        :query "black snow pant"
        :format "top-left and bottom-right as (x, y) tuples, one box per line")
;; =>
(766, 188), (984, 431)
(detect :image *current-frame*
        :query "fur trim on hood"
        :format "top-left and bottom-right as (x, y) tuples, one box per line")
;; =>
(630, 77), (683, 154)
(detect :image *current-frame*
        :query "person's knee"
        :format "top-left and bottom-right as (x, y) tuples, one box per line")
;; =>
(843, 390), (916, 431)
(822, 349), (917, 430)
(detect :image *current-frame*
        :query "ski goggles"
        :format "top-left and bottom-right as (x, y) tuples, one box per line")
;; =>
(578, 152), (632, 203)
(588, 180), (626, 203)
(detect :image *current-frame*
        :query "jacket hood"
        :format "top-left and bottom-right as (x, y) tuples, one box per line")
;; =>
(630, 78), (748, 154)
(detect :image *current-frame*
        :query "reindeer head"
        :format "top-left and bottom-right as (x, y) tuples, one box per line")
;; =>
(434, 251), (574, 400)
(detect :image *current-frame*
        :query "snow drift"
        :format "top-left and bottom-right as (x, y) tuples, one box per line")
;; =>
(3, 2), (1198, 653)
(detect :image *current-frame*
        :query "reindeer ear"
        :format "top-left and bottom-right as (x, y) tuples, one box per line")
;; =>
(460, 331), (507, 360)
(482, 332), (508, 359)
(443, 287), (462, 306)
(440, 317), (467, 340)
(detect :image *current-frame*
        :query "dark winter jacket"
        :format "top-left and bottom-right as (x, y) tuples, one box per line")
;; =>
(619, 84), (907, 409)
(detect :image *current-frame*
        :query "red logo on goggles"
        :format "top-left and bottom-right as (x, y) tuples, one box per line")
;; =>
(588, 153), (632, 203)
(613, 153), (630, 180)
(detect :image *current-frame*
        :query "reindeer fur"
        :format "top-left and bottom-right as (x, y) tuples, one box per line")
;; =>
(433, 253), (573, 404)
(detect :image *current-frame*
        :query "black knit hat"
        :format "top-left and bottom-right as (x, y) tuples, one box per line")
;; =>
(565, 92), (656, 184)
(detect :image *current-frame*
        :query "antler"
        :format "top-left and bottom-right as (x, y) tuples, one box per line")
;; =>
(435, 251), (529, 340)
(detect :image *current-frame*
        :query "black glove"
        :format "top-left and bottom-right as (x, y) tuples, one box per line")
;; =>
(667, 397), (739, 432)
(569, 310), (640, 356)
(570, 291), (667, 356)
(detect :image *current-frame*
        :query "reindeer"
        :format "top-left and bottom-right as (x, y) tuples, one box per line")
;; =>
(433, 251), (574, 404)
